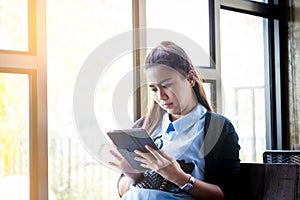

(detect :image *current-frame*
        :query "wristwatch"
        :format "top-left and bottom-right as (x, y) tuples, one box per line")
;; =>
(179, 174), (195, 192)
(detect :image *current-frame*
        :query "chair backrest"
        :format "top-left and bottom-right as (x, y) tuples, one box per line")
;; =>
(263, 150), (300, 164)
(240, 163), (300, 200)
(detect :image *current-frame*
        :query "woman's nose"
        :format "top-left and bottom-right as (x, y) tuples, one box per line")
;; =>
(157, 88), (168, 100)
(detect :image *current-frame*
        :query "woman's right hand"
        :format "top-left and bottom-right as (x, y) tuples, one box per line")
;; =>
(109, 149), (143, 182)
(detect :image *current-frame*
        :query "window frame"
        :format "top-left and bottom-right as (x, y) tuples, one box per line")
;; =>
(0, 0), (37, 55)
(218, 0), (289, 150)
(0, 0), (290, 199)
(0, 0), (48, 199)
(133, 0), (289, 150)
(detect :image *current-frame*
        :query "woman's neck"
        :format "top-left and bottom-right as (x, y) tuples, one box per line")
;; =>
(169, 102), (198, 122)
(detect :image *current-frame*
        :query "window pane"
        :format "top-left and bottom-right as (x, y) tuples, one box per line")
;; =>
(220, 10), (268, 162)
(203, 80), (216, 109)
(95, 54), (134, 131)
(0, 0), (29, 51)
(146, 0), (211, 67)
(47, 0), (132, 199)
(250, 0), (268, 3)
(0, 73), (29, 199)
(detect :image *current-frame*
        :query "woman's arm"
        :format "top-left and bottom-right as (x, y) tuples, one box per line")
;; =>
(117, 175), (133, 197)
(167, 168), (224, 200)
(109, 150), (143, 197)
(204, 116), (241, 199)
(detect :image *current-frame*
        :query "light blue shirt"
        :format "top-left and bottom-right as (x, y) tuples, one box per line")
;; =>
(122, 104), (207, 200)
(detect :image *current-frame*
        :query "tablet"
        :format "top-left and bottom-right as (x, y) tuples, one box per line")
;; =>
(107, 128), (158, 171)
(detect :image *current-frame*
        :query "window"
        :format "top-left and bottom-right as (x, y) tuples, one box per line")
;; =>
(47, 0), (132, 199)
(0, 0), (47, 200)
(0, 0), (28, 51)
(218, 0), (285, 161)
(146, 0), (210, 67)
(145, 0), (219, 109)
(220, 10), (268, 162)
(139, 0), (285, 162)
(0, 73), (30, 199)
(0, 0), (288, 199)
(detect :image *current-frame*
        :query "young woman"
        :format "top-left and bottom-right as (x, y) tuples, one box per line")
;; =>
(109, 41), (240, 200)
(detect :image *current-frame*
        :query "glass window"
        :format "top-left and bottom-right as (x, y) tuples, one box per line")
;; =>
(146, 0), (211, 67)
(250, 0), (268, 3)
(220, 10), (269, 162)
(203, 80), (216, 109)
(47, 0), (132, 199)
(0, 0), (29, 51)
(0, 73), (29, 199)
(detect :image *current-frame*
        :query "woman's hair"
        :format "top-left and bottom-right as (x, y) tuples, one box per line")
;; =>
(142, 41), (214, 134)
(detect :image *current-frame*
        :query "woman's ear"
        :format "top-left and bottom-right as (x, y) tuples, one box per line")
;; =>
(187, 70), (196, 87)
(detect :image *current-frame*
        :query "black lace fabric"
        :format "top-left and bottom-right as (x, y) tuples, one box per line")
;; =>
(135, 160), (195, 193)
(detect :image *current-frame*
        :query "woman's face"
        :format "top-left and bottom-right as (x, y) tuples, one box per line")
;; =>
(145, 66), (197, 120)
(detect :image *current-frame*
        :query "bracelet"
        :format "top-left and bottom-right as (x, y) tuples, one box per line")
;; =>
(117, 173), (144, 197)
(117, 174), (125, 198)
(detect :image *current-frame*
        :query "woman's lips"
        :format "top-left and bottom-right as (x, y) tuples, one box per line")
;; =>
(162, 103), (173, 108)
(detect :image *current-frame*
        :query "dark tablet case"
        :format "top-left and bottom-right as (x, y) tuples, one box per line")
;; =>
(107, 128), (158, 171)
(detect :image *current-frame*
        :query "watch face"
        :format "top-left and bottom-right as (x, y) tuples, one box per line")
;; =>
(182, 183), (193, 191)
(180, 175), (195, 192)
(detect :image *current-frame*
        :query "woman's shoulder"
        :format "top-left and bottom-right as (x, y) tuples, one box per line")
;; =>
(205, 111), (232, 124)
(204, 112), (236, 134)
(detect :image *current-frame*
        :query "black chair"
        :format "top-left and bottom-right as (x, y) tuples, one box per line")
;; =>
(263, 150), (300, 164)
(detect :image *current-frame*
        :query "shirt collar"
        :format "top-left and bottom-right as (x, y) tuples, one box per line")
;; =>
(162, 103), (207, 135)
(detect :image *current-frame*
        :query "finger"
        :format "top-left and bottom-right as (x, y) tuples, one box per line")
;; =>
(136, 154), (157, 166)
(108, 161), (119, 167)
(134, 155), (156, 165)
(140, 163), (152, 170)
(109, 150), (123, 161)
(108, 162), (123, 173)
(148, 147), (174, 162)
(159, 150), (174, 161)
(134, 156), (147, 164)
(145, 145), (162, 160)
(135, 155), (155, 167)
(134, 149), (155, 161)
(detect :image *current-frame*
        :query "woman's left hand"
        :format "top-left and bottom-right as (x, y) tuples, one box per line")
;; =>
(134, 145), (186, 183)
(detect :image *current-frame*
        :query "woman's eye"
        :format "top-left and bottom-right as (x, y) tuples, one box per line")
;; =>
(162, 84), (171, 88)
(150, 88), (157, 92)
